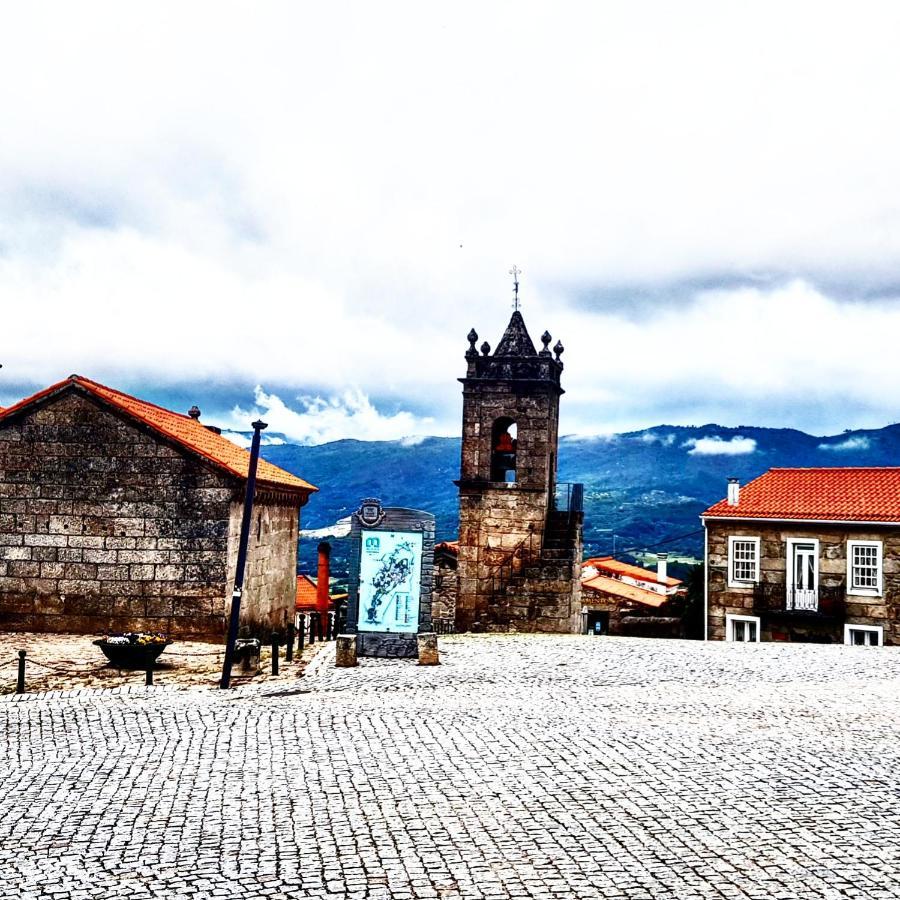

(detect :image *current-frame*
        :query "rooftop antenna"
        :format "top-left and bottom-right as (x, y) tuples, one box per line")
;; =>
(508, 265), (521, 311)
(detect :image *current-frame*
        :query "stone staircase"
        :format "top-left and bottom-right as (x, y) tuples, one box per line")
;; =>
(487, 509), (583, 633)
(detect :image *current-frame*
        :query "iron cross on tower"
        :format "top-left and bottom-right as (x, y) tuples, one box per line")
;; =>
(509, 265), (521, 311)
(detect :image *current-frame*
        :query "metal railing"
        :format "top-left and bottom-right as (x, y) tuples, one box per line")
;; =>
(753, 582), (846, 617)
(487, 525), (541, 625)
(432, 617), (456, 635)
(553, 482), (584, 516)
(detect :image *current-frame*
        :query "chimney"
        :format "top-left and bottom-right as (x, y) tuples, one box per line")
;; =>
(727, 477), (740, 507)
(657, 552), (668, 584)
(316, 542), (331, 617)
(188, 406), (201, 419)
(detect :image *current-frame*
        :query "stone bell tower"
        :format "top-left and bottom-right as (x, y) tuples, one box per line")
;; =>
(455, 309), (583, 633)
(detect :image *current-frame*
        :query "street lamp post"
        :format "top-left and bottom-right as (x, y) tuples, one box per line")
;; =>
(220, 419), (267, 689)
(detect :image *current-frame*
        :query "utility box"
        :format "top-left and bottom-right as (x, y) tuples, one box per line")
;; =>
(344, 498), (436, 658)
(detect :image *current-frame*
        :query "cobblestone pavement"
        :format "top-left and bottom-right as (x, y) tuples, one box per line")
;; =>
(3, 634), (900, 900)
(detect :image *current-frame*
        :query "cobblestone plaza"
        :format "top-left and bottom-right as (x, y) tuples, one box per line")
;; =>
(2, 635), (900, 899)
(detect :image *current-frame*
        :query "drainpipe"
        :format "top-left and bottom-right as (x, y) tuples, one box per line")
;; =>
(316, 542), (331, 631)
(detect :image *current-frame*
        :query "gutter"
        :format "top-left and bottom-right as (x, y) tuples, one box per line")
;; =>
(701, 515), (900, 528)
(703, 523), (708, 642)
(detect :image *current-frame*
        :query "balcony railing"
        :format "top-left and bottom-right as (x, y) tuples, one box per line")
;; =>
(752, 582), (846, 617)
(554, 482), (584, 515)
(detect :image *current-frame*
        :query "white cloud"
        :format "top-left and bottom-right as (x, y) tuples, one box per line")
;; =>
(684, 436), (758, 456)
(818, 436), (871, 452)
(3, 4), (900, 437)
(639, 433), (676, 447)
(220, 386), (434, 445)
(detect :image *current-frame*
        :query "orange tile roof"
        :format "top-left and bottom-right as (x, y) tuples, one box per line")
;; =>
(296, 575), (319, 610)
(435, 540), (459, 556)
(583, 555), (681, 587)
(296, 576), (346, 610)
(582, 574), (670, 608)
(0, 375), (317, 498)
(703, 467), (900, 522)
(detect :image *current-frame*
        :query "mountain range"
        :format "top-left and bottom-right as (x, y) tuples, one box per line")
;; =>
(257, 422), (900, 579)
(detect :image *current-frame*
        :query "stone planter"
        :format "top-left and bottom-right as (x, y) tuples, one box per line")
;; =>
(93, 633), (172, 668)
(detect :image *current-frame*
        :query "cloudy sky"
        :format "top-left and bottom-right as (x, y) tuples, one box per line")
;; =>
(2, 2), (900, 443)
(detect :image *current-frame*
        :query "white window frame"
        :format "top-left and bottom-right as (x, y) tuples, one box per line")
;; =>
(785, 537), (819, 590)
(847, 540), (883, 597)
(843, 624), (884, 646)
(728, 536), (761, 588)
(725, 614), (761, 643)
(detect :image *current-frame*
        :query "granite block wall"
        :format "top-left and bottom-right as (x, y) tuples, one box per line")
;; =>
(707, 521), (900, 644)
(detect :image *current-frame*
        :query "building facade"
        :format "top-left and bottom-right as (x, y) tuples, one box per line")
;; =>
(455, 311), (583, 632)
(704, 469), (900, 645)
(0, 375), (316, 638)
(581, 553), (684, 637)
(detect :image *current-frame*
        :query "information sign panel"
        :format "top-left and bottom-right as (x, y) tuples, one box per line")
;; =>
(357, 529), (423, 633)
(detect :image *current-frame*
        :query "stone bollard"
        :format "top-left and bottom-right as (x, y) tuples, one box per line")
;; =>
(334, 634), (358, 668)
(417, 632), (439, 666)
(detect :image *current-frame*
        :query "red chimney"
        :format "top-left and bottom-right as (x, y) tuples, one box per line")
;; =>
(316, 542), (331, 622)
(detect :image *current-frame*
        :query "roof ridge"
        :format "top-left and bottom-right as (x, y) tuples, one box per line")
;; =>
(73, 375), (197, 422)
(767, 465), (900, 471)
(0, 375), (316, 496)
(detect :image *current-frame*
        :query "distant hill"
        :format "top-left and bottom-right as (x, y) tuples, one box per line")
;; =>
(260, 422), (900, 578)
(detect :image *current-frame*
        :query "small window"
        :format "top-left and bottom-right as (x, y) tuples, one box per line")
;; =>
(847, 541), (883, 596)
(726, 614), (761, 642)
(844, 624), (883, 646)
(728, 536), (760, 587)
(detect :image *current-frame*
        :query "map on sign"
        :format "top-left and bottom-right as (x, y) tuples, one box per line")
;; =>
(357, 529), (423, 633)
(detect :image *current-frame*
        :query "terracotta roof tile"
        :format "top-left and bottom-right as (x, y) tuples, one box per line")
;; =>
(296, 575), (319, 610)
(0, 375), (316, 497)
(703, 467), (900, 522)
(582, 574), (670, 608)
(582, 555), (681, 587)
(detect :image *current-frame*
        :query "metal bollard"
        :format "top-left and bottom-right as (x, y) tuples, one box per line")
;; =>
(271, 632), (279, 675)
(297, 616), (305, 655)
(309, 614), (316, 645)
(145, 668), (153, 686)
(286, 622), (295, 662)
(16, 650), (25, 694)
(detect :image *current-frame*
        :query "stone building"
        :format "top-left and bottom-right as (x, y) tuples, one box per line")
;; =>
(0, 375), (316, 638)
(581, 553), (684, 637)
(455, 311), (583, 632)
(703, 468), (900, 645)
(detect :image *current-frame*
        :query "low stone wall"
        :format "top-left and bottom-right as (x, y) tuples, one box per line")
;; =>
(619, 616), (684, 639)
(355, 632), (418, 658)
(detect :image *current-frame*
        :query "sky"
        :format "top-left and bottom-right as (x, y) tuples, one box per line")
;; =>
(3, 2), (900, 444)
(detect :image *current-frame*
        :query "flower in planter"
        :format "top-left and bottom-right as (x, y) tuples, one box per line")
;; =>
(133, 633), (168, 646)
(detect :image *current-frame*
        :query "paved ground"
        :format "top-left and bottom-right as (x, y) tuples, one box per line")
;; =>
(2, 634), (900, 900)
(0, 632), (320, 693)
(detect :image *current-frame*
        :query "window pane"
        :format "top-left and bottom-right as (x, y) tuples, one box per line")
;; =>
(732, 540), (757, 582)
(852, 544), (879, 590)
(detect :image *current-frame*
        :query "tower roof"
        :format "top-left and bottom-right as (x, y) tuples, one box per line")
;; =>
(493, 311), (537, 356)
